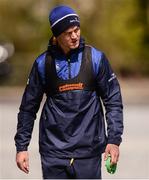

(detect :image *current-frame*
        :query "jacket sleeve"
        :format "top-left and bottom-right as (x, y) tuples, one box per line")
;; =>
(96, 53), (123, 146)
(14, 60), (44, 152)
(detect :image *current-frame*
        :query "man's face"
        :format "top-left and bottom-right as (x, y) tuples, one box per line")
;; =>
(56, 26), (81, 54)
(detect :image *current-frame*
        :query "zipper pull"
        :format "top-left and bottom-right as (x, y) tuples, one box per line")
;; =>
(67, 58), (71, 79)
(68, 58), (70, 62)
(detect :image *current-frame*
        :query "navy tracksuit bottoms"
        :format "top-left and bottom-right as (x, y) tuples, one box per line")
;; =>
(41, 155), (102, 179)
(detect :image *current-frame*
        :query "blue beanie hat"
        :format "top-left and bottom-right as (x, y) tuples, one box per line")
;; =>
(49, 5), (80, 37)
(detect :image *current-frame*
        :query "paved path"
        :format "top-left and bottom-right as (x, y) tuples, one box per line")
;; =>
(0, 81), (149, 179)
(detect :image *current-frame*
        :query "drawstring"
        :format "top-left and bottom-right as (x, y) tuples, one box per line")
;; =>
(66, 158), (76, 178)
(70, 158), (74, 166)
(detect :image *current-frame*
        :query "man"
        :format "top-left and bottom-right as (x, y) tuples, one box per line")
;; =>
(15, 5), (123, 179)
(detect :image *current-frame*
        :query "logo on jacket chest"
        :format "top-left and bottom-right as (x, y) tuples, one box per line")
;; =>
(56, 63), (60, 71)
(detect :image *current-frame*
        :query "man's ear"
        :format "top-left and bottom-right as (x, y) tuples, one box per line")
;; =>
(52, 36), (57, 45)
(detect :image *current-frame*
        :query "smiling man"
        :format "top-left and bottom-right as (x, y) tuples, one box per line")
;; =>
(14, 5), (123, 179)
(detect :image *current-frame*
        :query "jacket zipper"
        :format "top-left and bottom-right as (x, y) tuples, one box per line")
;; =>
(68, 58), (71, 79)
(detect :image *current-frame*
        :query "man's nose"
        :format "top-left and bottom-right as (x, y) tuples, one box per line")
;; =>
(71, 32), (77, 39)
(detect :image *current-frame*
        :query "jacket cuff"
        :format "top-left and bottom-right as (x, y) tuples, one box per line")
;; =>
(16, 146), (28, 153)
(107, 139), (122, 146)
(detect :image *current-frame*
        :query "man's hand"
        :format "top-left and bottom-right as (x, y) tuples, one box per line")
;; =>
(16, 151), (29, 174)
(104, 144), (119, 165)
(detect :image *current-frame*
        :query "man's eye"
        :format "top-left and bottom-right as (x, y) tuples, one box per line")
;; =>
(74, 28), (79, 33)
(74, 29), (78, 33)
(65, 32), (70, 36)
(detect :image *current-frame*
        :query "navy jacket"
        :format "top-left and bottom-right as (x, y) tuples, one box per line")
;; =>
(15, 38), (123, 158)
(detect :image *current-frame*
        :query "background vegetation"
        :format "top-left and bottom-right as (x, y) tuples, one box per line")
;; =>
(0, 0), (149, 85)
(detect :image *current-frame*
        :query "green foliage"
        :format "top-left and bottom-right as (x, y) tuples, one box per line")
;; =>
(0, 0), (149, 85)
